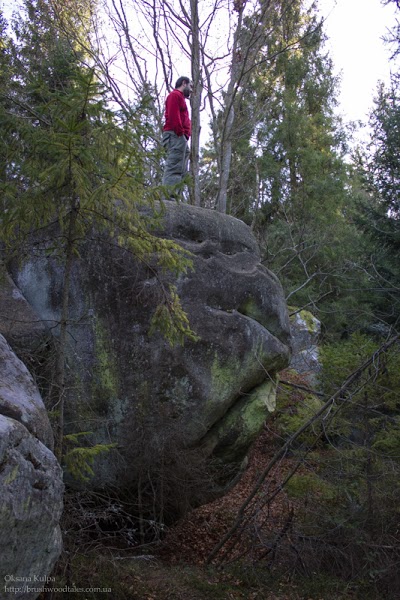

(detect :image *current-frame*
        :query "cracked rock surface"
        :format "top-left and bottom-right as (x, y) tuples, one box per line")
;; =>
(0, 335), (54, 448)
(0, 335), (63, 600)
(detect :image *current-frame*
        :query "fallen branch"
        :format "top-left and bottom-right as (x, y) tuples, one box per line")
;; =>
(205, 335), (399, 565)
(279, 379), (325, 398)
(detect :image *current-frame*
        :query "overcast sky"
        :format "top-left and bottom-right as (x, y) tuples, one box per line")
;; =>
(316, 0), (398, 125)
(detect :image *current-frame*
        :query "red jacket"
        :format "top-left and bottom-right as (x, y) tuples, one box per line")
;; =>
(163, 89), (191, 138)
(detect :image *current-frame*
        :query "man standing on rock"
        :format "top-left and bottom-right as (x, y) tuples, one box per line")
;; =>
(162, 76), (192, 190)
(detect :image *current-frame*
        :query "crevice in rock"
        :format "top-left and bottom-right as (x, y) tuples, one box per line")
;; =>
(0, 404), (23, 423)
(26, 452), (42, 470)
(32, 480), (47, 491)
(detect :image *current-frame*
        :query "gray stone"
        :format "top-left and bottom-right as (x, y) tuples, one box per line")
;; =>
(0, 335), (64, 600)
(289, 309), (321, 383)
(9, 202), (291, 498)
(0, 334), (54, 449)
(0, 263), (49, 345)
(0, 416), (63, 600)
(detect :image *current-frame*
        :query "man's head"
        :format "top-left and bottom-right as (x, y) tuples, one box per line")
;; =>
(175, 76), (192, 98)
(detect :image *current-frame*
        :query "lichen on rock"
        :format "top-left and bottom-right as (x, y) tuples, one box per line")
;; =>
(7, 202), (291, 506)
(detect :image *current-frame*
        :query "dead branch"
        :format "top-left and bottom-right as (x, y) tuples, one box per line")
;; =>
(205, 334), (399, 565)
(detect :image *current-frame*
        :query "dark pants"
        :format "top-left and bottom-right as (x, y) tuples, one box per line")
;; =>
(162, 131), (190, 186)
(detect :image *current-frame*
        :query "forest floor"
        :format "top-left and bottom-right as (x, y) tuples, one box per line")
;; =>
(41, 371), (379, 600)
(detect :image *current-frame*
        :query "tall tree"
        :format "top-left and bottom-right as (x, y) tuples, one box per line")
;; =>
(351, 0), (400, 329)
(0, 10), (14, 192)
(205, 0), (367, 332)
(76, 0), (316, 209)
(0, 0), (197, 459)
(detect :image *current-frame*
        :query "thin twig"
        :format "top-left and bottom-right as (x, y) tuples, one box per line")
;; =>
(205, 335), (399, 565)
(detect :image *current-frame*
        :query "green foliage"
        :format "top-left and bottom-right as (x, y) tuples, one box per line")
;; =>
(372, 417), (400, 457)
(64, 432), (116, 482)
(352, 77), (400, 326)
(348, 1), (400, 328)
(286, 471), (336, 501)
(276, 393), (325, 445)
(368, 79), (400, 218)
(278, 334), (400, 592)
(208, 0), (374, 337)
(150, 285), (200, 347)
(320, 333), (377, 393)
(0, 0), (198, 348)
(320, 333), (400, 410)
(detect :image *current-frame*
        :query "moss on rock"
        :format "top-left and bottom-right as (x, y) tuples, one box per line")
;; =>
(202, 377), (277, 464)
(92, 316), (119, 415)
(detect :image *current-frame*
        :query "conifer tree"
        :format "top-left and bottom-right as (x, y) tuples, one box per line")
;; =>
(352, 1), (400, 329)
(204, 0), (367, 332)
(0, 0), (197, 460)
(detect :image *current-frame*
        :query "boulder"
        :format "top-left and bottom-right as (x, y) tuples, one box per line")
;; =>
(289, 309), (321, 384)
(0, 335), (63, 600)
(9, 202), (291, 502)
(0, 335), (54, 449)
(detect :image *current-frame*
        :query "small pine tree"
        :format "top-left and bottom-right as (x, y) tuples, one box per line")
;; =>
(277, 334), (400, 594)
(0, 0), (198, 461)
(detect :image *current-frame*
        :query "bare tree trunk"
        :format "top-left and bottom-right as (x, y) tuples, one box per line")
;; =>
(216, 9), (244, 214)
(216, 106), (234, 213)
(54, 201), (78, 462)
(189, 0), (202, 206)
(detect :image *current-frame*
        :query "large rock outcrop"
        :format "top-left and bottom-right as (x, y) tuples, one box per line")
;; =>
(7, 202), (291, 503)
(0, 334), (64, 600)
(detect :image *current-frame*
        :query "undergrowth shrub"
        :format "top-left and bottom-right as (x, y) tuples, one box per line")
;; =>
(276, 333), (400, 599)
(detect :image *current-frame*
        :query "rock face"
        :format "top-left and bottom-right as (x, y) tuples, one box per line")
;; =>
(0, 335), (64, 600)
(289, 309), (321, 384)
(0, 335), (54, 448)
(9, 202), (291, 502)
(0, 264), (49, 351)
